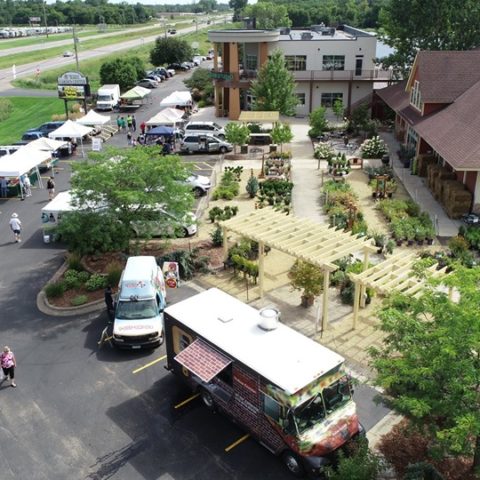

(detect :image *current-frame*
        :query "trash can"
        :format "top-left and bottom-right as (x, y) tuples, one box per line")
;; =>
(269, 144), (277, 153)
(240, 145), (248, 154)
(381, 154), (390, 165)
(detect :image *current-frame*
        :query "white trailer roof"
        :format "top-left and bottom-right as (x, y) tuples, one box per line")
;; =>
(165, 288), (344, 395)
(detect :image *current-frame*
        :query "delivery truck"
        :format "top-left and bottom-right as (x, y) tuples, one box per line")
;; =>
(164, 288), (364, 478)
(96, 84), (120, 111)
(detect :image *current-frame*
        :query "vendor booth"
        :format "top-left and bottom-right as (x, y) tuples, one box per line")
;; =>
(159, 91), (193, 111)
(77, 110), (116, 141)
(23, 137), (70, 167)
(48, 120), (94, 157)
(146, 108), (184, 127)
(144, 125), (175, 147)
(119, 86), (151, 111)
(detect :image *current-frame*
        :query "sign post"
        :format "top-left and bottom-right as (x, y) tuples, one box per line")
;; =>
(57, 71), (91, 118)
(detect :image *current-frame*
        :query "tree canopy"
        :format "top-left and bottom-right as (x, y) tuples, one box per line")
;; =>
(99, 57), (145, 90)
(379, 0), (480, 72)
(150, 36), (193, 67)
(224, 122), (250, 153)
(370, 265), (480, 470)
(250, 49), (298, 116)
(243, 2), (291, 29)
(62, 146), (194, 253)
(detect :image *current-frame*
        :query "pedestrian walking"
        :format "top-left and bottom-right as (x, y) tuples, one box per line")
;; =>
(140, 121), (146, 135)
(131, 115), (137, 131)
(0, 346), (16, 387)
(120, 116), (126, 131)
(23, 175), (32, 197)
(0, 176), (8, 198)
(127, 115), (133, 130)
(127, 131), (132, 145)
(116, 116), (121, 130)
(9, 213), (21, 243)
(104, 286), (114, 321)
(47, 176), (55, 200)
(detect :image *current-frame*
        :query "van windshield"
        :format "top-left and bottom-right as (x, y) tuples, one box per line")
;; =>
(116, 299), (158, 320)
(98, 95), (112, 102)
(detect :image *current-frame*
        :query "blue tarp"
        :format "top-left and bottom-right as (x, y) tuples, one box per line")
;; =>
(145, 125), (174, 136)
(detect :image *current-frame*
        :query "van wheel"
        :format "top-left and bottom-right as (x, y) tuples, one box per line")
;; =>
(200, 389), (215, 410)
(193, 187), (204, 198)
(219, 146), (227, 154)
(282, 451), (306, 478)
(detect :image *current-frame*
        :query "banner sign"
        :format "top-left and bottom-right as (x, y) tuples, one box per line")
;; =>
(91, 138), (103, 151)
(162, 261), (180, 288)
(57, 84), (87, 100)
(209, 71), (233, 81)
(58, 71), (88, 86)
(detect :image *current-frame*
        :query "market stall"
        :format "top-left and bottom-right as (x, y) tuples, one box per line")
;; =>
(48, 120), (94, 157)
(119, 86), (151, 111)
(144, 125), (175, 147)
(23, 137), (70, 169)
(146, 108), (184, 127)
(77, 110), (111, 126)
(159, 91), (193, 111)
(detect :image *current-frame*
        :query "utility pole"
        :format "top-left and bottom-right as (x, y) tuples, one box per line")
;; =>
(73, 24), (80, 71)
(42, 1), (49, 38)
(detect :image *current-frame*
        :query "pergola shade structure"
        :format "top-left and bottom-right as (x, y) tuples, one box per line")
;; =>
(220, 209), (377, 332)
(238, 111), (280, 123)
(348, 251), (449, 329)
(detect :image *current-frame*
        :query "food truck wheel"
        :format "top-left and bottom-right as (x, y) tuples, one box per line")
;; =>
(200, 389), (215, 410)
(282, 451), (306, 478)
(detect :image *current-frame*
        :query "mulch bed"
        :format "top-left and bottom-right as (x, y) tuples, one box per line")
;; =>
(48, 287), (104, 308)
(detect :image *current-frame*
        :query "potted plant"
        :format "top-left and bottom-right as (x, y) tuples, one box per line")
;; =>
(288, 260), (324, 307)
(425, 226), (436, 245)
(405, 223), (415, 246)
(372, 231), (386, 253)
(415, 226), (426, 245)
(392, 221), (404, 246)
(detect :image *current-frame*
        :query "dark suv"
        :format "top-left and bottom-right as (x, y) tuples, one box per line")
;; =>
(36, 121), (65, 135)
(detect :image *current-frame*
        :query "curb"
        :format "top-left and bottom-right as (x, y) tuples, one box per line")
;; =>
(36, 260), (106, 317)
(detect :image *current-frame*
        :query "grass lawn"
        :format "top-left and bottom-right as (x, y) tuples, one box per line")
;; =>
(0, 97), (66, 145)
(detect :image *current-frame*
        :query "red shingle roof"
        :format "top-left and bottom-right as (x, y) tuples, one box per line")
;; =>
(415, 79), (480, 170)
(414, 51), (480, 103)
(174, 338), (232, 383)
(375, 81), (409, 112)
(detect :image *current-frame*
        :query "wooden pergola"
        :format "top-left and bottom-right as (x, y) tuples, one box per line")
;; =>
(349, 251), (449, 329)
(220, 209), (377, 332)
(238, 111), (280, 123)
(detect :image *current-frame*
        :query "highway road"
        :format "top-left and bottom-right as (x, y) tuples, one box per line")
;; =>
(0, 16), (228, 93)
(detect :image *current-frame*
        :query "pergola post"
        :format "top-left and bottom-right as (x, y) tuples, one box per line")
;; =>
(321, 269), (331, 332)
(222, 226), (228, 260)
(258, 241), (265, 298)
(352, 280), (361, 330)
(360, 250), (370, 308)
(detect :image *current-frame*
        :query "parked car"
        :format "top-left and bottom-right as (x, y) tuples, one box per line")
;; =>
(136, 78), (158, 89)
(169, 29), (177, 35)
(152, 67), (171, 78)
(63, 51), (73, 57)
(20, 131), (45, 142)
(35, 121), (65, 135)
(186, 174), (211, 197)
(168, 63), (189, 71)
(184, 121), (225, 139)
(167, 68), (176, 77)
(180, 134), (232, 154)
(462, 213), (480, 225)
(145, 73), (163, 83)
(181, 62), (192, 70)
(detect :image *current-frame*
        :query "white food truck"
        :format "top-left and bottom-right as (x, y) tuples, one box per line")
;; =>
(164, 288), (364, 477)
(96, 84), (120, 111)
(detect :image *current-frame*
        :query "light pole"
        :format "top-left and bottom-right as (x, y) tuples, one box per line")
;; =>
(73, 24), (80, 72)
(42, 1), (49, 38)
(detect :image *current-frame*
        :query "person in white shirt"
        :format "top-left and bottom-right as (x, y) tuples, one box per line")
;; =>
(9, 213), (22, 243)
(23, 175), (32, 197)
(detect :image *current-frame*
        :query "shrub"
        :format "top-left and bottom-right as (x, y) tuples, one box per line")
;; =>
(77, 270), (90, 283)
(246, 175), (259, 198)
(309, 105), (328, 138)
(210, 224), (223, 247)
(66, 253), (83, 271)
(106, 261), (123, 287)
(0, 98), (13, 122)
(360, 135), (388, 159)
(85, 274), (107, 292)
(288, 260), (324, 298)
(157, 248), (210, 280)
(314, 142), (335, 160)
(71, 295), (88, 306)
(45, 281), (66, 299)
(64, 269), (82, 290)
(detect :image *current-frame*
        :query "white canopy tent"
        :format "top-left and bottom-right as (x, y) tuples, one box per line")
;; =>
(0, 148), (51, 197)
(77, 110), (111, 126)
(48, 120), (94, 157)
(159, 91), (193, 108)
(23, 138), (70, 178)
(146, 108), (184, 126)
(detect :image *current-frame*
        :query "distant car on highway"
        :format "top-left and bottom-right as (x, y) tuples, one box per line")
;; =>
(136, 78), (158, 89)
(63, 51), (74, 57)
(168, 29), (177, 35)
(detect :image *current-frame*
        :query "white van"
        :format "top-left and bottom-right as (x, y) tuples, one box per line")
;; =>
(113, 256), (167, 349)
(180, 134), (232, 154)
(184, 121), (225, 139)
(96, 84), (121, 111)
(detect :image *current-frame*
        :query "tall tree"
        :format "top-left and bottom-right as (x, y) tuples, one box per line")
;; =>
(150, 36), (193, 66)
(250, 49), (298, 116)
(243, 2), (291, 29)
(369, 265), (480, 471)
(270, 122), (293, 153)
(229, 0), (247, 22)
(380, 0), (480, 72)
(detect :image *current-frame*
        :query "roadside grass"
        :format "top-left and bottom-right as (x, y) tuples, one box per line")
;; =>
(0, 97), (65, 144)
(14, 22), (236, 92)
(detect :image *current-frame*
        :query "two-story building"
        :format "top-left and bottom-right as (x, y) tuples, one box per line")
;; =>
(373, 50), (480, 216)
(207, 25), (391, 120)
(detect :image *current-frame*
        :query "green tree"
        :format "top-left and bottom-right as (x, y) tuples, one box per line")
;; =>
(270, 122), (293, 153)
(125, 57), (146, 82)
(150, 36), (193, 66)
(197, 0), (217, 13)
(229, 0), (248, 21)
(99, 58), (137, 90)
(224, 122), (250, 153)
(244, 2), (291, 29)
(184, 68), (214, 102)
(308, 105), (328, 138)
(68, 146), (194, 252)
(369, 266), (480, 471)
(333, 99), (345, 122)
(250, 49), (298, 116)
(380, 0), (480, 73)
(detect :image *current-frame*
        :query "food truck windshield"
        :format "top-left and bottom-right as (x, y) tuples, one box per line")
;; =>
(292, 376), (352, 434)
(116, 299), (158, 320)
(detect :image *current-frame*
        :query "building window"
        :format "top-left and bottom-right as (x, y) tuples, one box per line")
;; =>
(322, 55), (345, 71)
(285, 55), (307, 71)
(355, 58), (363, 76)
(245, 54), (257, 71)
(410, 80), (423, 111)
(296, 93), (306, 106)
(321, 93), (343, 108)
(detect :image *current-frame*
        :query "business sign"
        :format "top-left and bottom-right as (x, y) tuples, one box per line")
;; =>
(29, 17), (41, 22)
(57, 71), (90, 100)
(209, 71), (233, 81)
(57, 84), (87, 100)
(162, 261), (180, 288)
(91, 138), (103, 152)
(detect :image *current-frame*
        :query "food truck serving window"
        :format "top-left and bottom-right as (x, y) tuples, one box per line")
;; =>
(263, 394), (281, 422)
